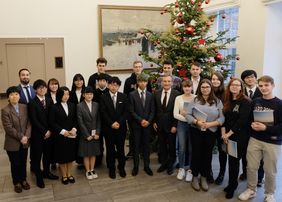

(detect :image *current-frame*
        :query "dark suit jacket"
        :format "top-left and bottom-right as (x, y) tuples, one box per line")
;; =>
(1, 103), (31, 151)
(69, 90), (84, 105)
(100, 92), (128, 134)
(18, 84), (36, 104)
(154, 89), (180, 133)
(77, 101), (101, 139)
(244, 87), (262, 100)
(49, 102), (77, 135)
(129, 90), (155, 129)
(28, 96), (53, 142)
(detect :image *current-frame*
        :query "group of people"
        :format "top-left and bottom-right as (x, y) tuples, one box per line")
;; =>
(1, 57), (281, 202)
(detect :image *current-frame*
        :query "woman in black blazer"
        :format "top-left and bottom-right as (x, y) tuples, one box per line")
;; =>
(221, 78), (251, 199)
(49, 86), (77, 185)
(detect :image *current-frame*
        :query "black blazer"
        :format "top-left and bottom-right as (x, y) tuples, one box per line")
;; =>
(129, 90), (155, 129)
(244, 87), (262, 100)
(49, 102), (77, 135)
(69, 90), (84, 105)
(100, 92), (128, 134)
(29, 96), (53, 141)
(154, 89), (180, 133)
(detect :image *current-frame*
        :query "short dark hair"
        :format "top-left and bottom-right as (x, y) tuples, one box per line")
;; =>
(6, 86), (20, 97)
(163, 60), (174, 66)
(108, 76), (121, 86)
(56, 86), (70, 103)
(97, 73), (109, 81)
(33, 79), (47, 90)
(83, 86), (94, 94)
(191, 61), (202, 68)
(241, 70), (257, 81)
(182, 79), (193, 87)
(96, 57), (107, 65)
(18, 68), (30, 76)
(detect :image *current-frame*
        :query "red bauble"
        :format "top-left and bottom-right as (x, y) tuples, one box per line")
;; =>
(214, 53), (223, 61)
(176, 17), (184, 24)
(140, 31), (144, 35)
(210, 18), (215, 22)
(222, 14), (226, 19)
(175, 2), (179, 8)
(157, 40), (161, 44)
(205, 0), (210, 4)
(236, 56), (240, 60)
(185, 26), (195, 35)
(138, 52), (142, 56)
(190, 0), (195, 5)
(150, 64), (154, 67)
(175, 29), (180, 34)
(178, 12), (183, 17)
(160, 11), (164, 15)
(192, 45), (198, 49)
(206, 21), (211, 27)
(178, 69), (187, 77)
(198, 38), (206, 45)
(198, 3), (202, 7)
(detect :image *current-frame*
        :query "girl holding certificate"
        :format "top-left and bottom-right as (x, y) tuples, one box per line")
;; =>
(186, 79), (224, 192)
(221, 78), (251, 199)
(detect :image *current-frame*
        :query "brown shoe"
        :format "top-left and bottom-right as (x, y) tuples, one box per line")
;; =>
(14, 183), (22, 193)
(21, 181), (30, 190)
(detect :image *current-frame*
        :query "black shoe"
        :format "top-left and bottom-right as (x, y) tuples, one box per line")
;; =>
(167, 167), (173, 175)
(207, 174), (214, 184)
(61, 177), (69, 185)
(157, 165), (167, 173)
(21, 181), (30, 190)
(119, 169), (126, 178)
(43, 172), (59, 180)
(68, 176), (75, 183)
(224, 185), (231, 193)
(109, 169), (116, 179)
(144, 167), (153, 176)
(36, 176), (45, 188)
(257, 179), (264, 187)
(215, 173), (224, 185)
(239, 173), (247, 180)
(175, 163), (180, 169)
(132, 167), (138, 176)
(225, 190), (235, 199)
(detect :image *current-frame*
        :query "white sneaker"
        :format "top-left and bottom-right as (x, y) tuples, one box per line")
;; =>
(185, 170), (193, 182)
(86, 171), (93, 180)
(177, 168), (185, 180)
(91, 170), (98, 179)
(264, 194), (276, 202)
(238, 188), (256, 201)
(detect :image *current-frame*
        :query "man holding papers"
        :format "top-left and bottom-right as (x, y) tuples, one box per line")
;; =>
(239, 76), (282, 202)
(221, 78), (251, 199)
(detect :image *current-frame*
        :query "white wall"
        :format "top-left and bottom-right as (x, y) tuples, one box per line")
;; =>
(0, 0), (281, 96)
(263, 2), (282, 97)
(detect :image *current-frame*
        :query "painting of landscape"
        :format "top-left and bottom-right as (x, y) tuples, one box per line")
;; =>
(98, 5), (170, 71)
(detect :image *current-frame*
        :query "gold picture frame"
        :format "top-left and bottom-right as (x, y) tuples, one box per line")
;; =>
(98, 5), (170, 73)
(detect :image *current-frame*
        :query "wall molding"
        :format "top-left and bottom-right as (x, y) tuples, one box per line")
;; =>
(262, 0), (282, 5)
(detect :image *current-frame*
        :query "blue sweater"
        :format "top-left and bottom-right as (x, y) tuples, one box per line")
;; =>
(251, 97), (282, 145)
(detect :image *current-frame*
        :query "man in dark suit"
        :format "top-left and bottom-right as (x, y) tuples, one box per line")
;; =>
(28, 80), (58, 188)
(190, 61), (203, 95)
(129, 73), (155, 176)
(154, 75), (180, 175)
(100, 76), (128, 179)
(240, 69), (264, 187)
(18, 68), (36, 104)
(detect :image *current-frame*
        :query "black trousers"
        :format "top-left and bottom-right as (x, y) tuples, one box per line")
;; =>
(158, 129), (176, 168)
(133, 126), (151, 168)
(7, 145), (28, 185)
(216, 129), (227, 174)
(95, 130), (105, 166)
(228, 155), (240, 190)
(191, 128), (216, 177)
(104, 131), (126, 170)
(30, 137), (52, 177)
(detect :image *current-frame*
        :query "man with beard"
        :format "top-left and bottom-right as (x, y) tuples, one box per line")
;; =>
(18, 68), (35, 104)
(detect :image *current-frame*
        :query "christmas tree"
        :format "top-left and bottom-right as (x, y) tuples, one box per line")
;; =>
(139, 0), (238, 82)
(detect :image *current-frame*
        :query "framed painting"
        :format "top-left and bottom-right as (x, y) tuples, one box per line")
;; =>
(98, 5), (170, 73)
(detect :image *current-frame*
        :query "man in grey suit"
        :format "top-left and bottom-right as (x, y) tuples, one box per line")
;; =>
(129, 73), (155, 176)
(154, 75), (180, 175)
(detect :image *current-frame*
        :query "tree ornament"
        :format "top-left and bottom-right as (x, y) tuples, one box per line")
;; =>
(176, 17), (184, 24)
(192, 45), (198, 49)
(160, 11), (164, 15)
(198, 38), (206, 45)
(150, 64), (154, 67)
(205, 0), (210, 4)
(190, 0), (195, 5)
(175, 1), (179, 8)
(185, 26), (195, 34)
(236, 56), (240, 60)
(222, 14), (226, 19)
(178, 12), (183, 17)
(214, 53), (223, 61)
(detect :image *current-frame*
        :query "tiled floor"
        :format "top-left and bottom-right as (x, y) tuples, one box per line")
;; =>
(0, 99), (282, 202)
